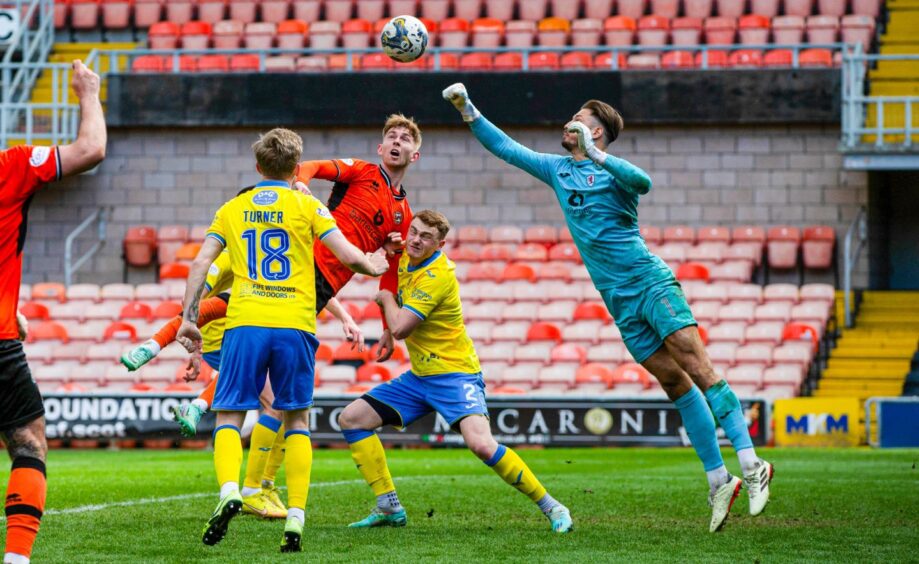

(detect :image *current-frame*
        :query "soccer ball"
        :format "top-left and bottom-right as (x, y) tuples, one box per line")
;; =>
(380, 15), (428, 63)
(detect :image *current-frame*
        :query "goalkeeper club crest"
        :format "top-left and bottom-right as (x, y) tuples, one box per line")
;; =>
(394, 211), (403, 225)
(587, 174), (595, 186)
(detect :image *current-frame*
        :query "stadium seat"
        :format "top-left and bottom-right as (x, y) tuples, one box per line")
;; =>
(685, 282), (729, 303)
(772, 342), (812, 367)
(704, 17), (736, 45)
(745, 321), (785, 344)
(50, 302), (87, 321)
(695, 49), (729, 67)
(440, 18), (470, 48)
(550, 342), (587, 364)
(103, 321), (137, 342)
(570, 302), (609, 322)
(766, 226), (801, 269)
(669, 17), (702, 45)
(131, 55), (165, 73)
(738, 14), (770, 45)
(505, 20), (536, 47)
(548, 242), (580, 262)
(489, 225), (523, 243)
(245, 22), (278, 49)
(687, 242), (727, 263)
(708, 321), (746, 343)
(771, 16), (804, 44)
(840, 15), (875, 51)
(720, 302), (756, 323)
(677, 262), (710, 282)
(501, 263), (536, 282)
(123, 225), (157, 267)
(180, 21), (213, 50)
(159, 262), (190, 280)
(514, 343), (554, 364)
(277, 19), (308, 49)
(536, 262), (570, 281)
(361, 53), (395, 70)
(32, 283), (66, 303)
(460, 52), (494, 70)
(120, 301), (153, 321)
(537, 17), (570, 46)
(323, 0), (353, 21)
(617, 0), (646, 18)
(729, 49), (762, 67)
(706, 342), (738, 365)
(310, 21), (342, 50)
(763, 283), (799, 303)
(332, 341), (369, 364)
(611, 363), (651, 387)
(663, 225), (695, 243)
(471, 17), (504, 49)
(594, 52), (628, 69)
(784, 0), (814, 15)
(148, 21), (182, 50)
(526, 321), (562, 342)
(717, 0), (746, 17)
(355, 0), (384, 21)
(790, 301), (830, 327)
(196, 55), (230, 72)
(232, 53), (262, 72)
(662, 50), (696, 69)
(29, 321), (70, 343)
(637, 15), (670, 46)
(83, 302), (125, 321)
(356, 362), (392, 383)
(213, 19), (244, 48)
(800, 48), (834, 68)
(627, 53), (660, 69)
(782, 321), (820, 351)
(529, 52), (561, 70)
(342, 18), (373, 48)
(603, 16), (636, 46)
(806, 15), (838, 43)
(20, 302), (50, 321)
(726, 364), (765, 387)
(152, 301), (183, 319)
(799, 283), (834, 302)
(755, 302), (792, 322)
(71, 0), (101, 29)
(571, 18), (602, 47)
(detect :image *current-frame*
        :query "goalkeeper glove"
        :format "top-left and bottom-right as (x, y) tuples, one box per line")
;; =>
(442, 83), (481, 123)
(567, 121), (607, 165)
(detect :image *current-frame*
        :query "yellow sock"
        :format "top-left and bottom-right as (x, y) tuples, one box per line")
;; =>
(284, 431), (313, 510)
(262, 424), (286, 485)
(213, 425), (243, 489)
(347, 433), (396, 496)
(243, 415), (281, 490)
(486, 445), (547, 502)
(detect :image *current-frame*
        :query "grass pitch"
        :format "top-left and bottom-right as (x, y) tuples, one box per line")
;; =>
(3, 447), (917, 562)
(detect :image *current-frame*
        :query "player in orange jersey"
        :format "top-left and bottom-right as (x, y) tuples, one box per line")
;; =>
(0, 60), (106, 564)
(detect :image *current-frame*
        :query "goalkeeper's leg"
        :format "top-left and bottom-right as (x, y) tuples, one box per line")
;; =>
(460, 415), (572, 533)
(120, 297), (229, 371)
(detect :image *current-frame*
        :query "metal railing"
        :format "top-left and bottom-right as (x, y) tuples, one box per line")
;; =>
(64, 207), (109, 287)
(841, 52), (919, 151)
(843, 206), (867, 328)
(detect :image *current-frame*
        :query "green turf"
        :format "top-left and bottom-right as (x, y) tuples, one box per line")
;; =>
(1, 447), (917, 562)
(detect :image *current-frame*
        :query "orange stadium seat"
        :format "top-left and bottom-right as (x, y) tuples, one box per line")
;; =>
(572, 302), (609, 321)
(356, 363), (392, 383)
(537, 17), (570, 46)
(671, 17), (703, 45)
(696, 49), (730, 67)
(29, 321), (70, 343)
(132, 55), (165, 73)
(159, 262), (190, 280)
(677, 262), (710, 282)
(460, 52), (494, 70)
(230, 54), (261, 72)
(783, 321), (820, 352)
(277, 19), (308, 49)
(800, 48), (834, 68)
(196, 55), (230, 72)
(361, 53), (395, 70)
(439, 18), (470, 48)
(765, 48), (794, 67)
(575, 362), (614, 390)
(561, 51), (593, 70)
(611, 363), (651, 387)
(526, 321), (562, 342)
(20, 302), (50, 321)
(594, 52), (628, 69)
(180, 21), (213, 50)
(175, 242), (201, 262)
(333, 341), (369, 364)
(548, 242), (580, 262)
(32, 283), (67, 303)
(505, 20), (536, 47)
(152, 301), (183, 319)
(120, 301), (153, 321)
(342, 18), (373, 48)
(603, 16), (636, 46)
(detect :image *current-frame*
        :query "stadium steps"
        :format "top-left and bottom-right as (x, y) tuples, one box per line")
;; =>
(864, 3), (919, 144)
(814, 291), (918, 401)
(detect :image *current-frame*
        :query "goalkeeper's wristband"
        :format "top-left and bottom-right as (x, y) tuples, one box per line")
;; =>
(460, 101), (481, 123)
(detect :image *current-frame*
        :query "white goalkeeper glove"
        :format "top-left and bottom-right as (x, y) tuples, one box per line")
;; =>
(442, 83), (480, 123)
(566, 121), (607, 165)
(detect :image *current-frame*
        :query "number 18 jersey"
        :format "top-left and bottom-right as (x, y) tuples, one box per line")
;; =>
(206, 180), (339, 334)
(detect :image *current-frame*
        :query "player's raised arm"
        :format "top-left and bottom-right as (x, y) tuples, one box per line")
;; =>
(566, 121), (651, 195)
(177, 236), (225, 352)
(442, 83), (559, 184)
(321, 230), (389, 277)
(58, 60), (106, 177)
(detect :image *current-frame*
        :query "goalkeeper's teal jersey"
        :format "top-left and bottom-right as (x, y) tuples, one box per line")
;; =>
(469, 116), (672, 292)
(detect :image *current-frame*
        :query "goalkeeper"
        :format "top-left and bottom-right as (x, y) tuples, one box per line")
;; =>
(443, 84), (773, 533)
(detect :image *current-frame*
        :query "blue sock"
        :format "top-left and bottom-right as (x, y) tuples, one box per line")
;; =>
(674, 386), (724, 472)
(704, 380), (754, 453)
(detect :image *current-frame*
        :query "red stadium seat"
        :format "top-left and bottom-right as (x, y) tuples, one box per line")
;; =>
(782, 322), (820, 351)
(196, 55), (230, 73)
(159, 262), (190, 280)
(514, 243), (549, 261)
(729, 49), (762, 68)
(356, 363), (392, 383)
(603, 16), (636, 46)
(560, 51), (593, 70)
(120, 301), (153, 321)
(460, 52), (494, 71)
(124, 225), (157, 267)
(677, 262), (710, 282)
(593, 52), (628, 69)
(132, 55), (166, 73)
(103, 321), (138, 342)
(32, 283), (67, 303)
(575, 362), (614, 387)
(229, 54), (261, 72)
(360, 53), (395, 70)
(637, 15), (670, 46)
(662, 50), (696, 69)
(502, 263), (536, 282)
(574, 302), (612, 321)
(695, 49), (730, 68)
(20, 302), (50, 321)
(611, 363), (651, 387)
(471, 17), (504, 49)
(180, 21), (213, 50)
(548, 242), (581, 262)
(738, 14), (770, 45)
(277, 19), (309, 49)
(152, 301), (183, 319)
(526, 321), (562, 342)
(440, 17), (470, 48)
(800, 48), (834, 68)
(529, 52), (561, 70)
(29, 321), (70, 343)
(764, 49), (794, 67)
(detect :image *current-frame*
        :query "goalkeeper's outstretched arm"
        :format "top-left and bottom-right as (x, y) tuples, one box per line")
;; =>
(566, 121), (652, 194)
(442, 83), (558, 184)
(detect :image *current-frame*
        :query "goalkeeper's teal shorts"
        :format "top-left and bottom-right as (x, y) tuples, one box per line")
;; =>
(600, 276), (697, 365)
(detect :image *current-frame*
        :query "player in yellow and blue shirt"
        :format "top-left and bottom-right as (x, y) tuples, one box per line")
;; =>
(336, 210), (573, 534)
(175, 128), (390, 553)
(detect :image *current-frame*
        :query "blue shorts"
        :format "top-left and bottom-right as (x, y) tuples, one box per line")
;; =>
(213, 326), (318, 411)
(601, 276), (697, 364)
(365, 370), (488, 430)
(202, 350), (221, 372)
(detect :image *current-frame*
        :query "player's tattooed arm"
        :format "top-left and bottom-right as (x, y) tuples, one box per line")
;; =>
(178, 236), (224, 352)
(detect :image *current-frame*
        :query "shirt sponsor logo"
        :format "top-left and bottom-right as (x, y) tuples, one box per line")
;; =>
(252, 189), (279, 206)
(567, 191), (585, 207)
(316, 206), (331, 218)
(411, 288), (432, 301)
(341, 158), (354, 166)
(29, 146), (51, 167)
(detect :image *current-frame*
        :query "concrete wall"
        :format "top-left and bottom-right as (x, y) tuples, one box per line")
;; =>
(21, 123), (869, 287)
